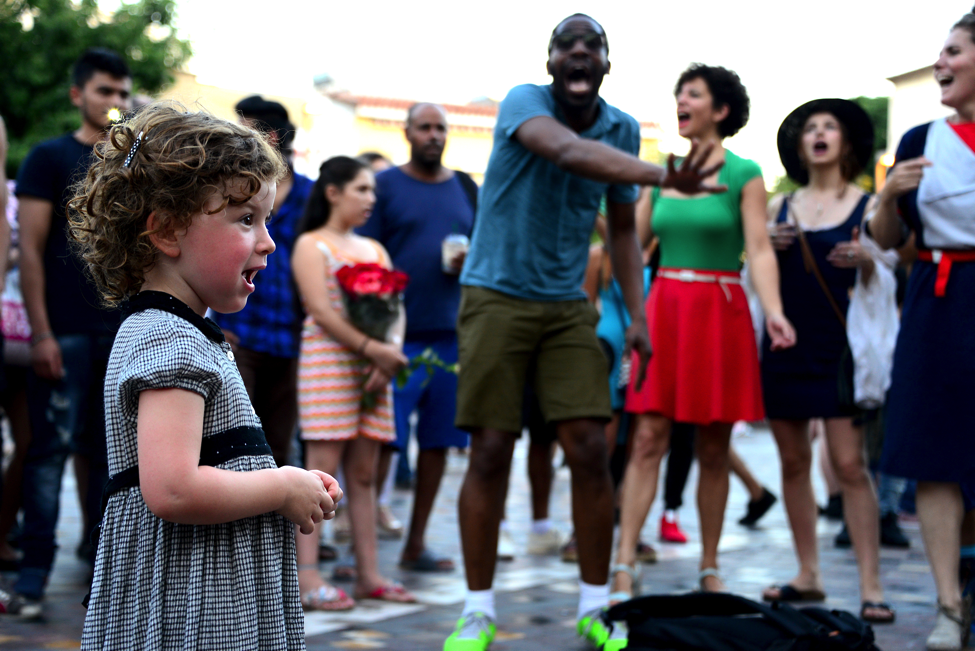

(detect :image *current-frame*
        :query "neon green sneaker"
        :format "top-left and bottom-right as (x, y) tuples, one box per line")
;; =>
(578, 607), (628, 650)
(444, 611), (496, 651)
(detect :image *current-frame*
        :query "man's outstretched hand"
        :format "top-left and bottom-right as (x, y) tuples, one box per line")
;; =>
(660, 140), (728, 195)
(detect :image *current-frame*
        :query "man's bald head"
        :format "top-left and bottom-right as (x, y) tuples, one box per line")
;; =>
(406, 102), (447, 129)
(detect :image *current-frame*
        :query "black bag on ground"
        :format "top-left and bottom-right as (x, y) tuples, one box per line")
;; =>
(606, 592), (880, 651)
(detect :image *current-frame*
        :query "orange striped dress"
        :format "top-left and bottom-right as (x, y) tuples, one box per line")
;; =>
(298, 235), (396, 443)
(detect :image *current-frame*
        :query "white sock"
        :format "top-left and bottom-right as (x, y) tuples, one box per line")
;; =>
(578, 580), (609, 619)
(531, 518), (552, 534)
(663, 510), (677, 522)
(462, 588), (496, 620)
(499, 519), (510, 533)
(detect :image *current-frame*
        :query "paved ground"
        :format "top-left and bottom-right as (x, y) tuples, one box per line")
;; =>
(0, 426), (948, 650)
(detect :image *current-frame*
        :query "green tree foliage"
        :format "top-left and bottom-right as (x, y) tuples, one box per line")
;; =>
(0, 0), (191, 178)
(769, 175), (800, 196)
(849, 95), (888, 153)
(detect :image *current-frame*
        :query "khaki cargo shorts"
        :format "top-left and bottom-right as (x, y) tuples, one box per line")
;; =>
(455, 286), (611, 433)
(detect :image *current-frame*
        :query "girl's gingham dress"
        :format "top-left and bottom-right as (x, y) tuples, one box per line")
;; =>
(82, 291), (304, 651)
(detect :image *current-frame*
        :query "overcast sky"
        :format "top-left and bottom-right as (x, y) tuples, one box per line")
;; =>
(155, 0), (966, 180)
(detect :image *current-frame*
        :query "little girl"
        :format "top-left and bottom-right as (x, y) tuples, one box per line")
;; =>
(68, 103), (342, 650)
(291, 156), (414, 609)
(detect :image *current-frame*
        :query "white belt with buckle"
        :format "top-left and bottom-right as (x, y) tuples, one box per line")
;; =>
(657, 269), (741, 301)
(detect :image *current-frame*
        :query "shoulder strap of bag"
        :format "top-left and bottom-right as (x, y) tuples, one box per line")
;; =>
(454, 170), (479, 217)
(787, 193), (847, 329)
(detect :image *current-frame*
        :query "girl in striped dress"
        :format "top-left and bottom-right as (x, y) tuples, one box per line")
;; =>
(291, 156), (415, 609)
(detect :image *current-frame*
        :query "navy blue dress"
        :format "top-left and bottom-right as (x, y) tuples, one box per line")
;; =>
(761, 194), (868, 420)
(881, 122), (975, 483)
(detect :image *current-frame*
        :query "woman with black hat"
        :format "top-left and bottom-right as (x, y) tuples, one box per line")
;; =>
(759, 99), (892, 624)
(870, 8), (975, 648)
(613, 64), (795, 600)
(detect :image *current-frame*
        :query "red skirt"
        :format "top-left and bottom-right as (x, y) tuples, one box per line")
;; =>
(625, 269), (765, 424)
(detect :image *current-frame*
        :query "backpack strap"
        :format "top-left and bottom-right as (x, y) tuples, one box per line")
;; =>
(454, 170), (479, 216)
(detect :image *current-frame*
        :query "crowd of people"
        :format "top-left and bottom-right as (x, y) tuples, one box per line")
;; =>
(0, 7), (973, 651)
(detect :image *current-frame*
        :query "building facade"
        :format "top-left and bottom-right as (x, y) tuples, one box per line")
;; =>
(157, 71), (662, 181)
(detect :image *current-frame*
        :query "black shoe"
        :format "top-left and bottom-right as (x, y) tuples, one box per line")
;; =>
(739, 488), (778, 526)
(822, 494), (843, 521)
(835, 524), (851, 548)
(880, 512), (910, 548)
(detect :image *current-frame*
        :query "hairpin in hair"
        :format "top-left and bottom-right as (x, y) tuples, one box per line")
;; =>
(123, 131), (144, 169)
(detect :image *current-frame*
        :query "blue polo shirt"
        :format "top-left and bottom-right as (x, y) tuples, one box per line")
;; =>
(215, 172), (313, 358)
(460, 84), (641, 301)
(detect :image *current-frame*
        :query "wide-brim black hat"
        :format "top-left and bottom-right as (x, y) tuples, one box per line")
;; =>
(777, 98), (875, 185)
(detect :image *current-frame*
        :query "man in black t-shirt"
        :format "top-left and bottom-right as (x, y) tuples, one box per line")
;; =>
(12, 48), (131, 617)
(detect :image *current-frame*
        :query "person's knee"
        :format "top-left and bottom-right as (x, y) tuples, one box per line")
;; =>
(468, 433), (514, 481)
(561, 430), (609, 481)
(697, 439), (729, 473)
(347, 465), (376, 490)
(833, 454), (868, 487)
(631, 425), (669, 464)
(779, 446), (812, 481)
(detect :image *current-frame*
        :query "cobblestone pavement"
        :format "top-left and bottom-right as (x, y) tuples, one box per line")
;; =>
(0, 426), (949, 650)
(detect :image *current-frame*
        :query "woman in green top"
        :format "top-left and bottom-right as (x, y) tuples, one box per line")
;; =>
(610, 64), (795, 600)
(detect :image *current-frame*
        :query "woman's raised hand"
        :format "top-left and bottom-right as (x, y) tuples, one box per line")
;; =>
(365, 340), (409, 377)
(275, 466), (334, 535)
(660, 140), (728, 195)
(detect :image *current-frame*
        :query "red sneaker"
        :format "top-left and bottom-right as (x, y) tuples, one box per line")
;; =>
(659, 513), (688, 543)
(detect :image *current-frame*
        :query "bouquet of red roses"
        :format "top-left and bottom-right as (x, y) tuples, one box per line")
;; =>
(334, 263), (409, 342)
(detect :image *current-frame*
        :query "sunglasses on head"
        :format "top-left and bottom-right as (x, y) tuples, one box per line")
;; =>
(551, 31), (605, 52)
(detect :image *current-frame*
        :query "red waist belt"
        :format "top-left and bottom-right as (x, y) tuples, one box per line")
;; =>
(917, 249), (975, 297)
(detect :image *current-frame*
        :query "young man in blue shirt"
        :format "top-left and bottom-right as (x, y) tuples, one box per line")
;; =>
(446, 14), (723, 651)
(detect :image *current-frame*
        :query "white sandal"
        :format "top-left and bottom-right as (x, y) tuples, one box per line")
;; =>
(609, 563), (641, 604)
(926, 601), (966, 650)
(698, 567), (726, 593)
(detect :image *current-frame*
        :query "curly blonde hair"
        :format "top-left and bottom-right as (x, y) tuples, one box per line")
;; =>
(68, 102), (287, 306)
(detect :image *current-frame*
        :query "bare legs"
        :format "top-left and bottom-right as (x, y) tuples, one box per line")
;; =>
(767, 417), (883, 605)
(401, 447), (449, 563)
(612, 415), (733, 594)
(696, 422), (733, 591)
(613, 413), (670, 597)
(459, 429), (516, 590)
(458, 419), (612, 591)
(917, 482), (964, 616)
(297, 438), (410, 599)
(527, 440), (555, 523)
(556, 419), (614, 586)
(767, 419), (823, 595)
